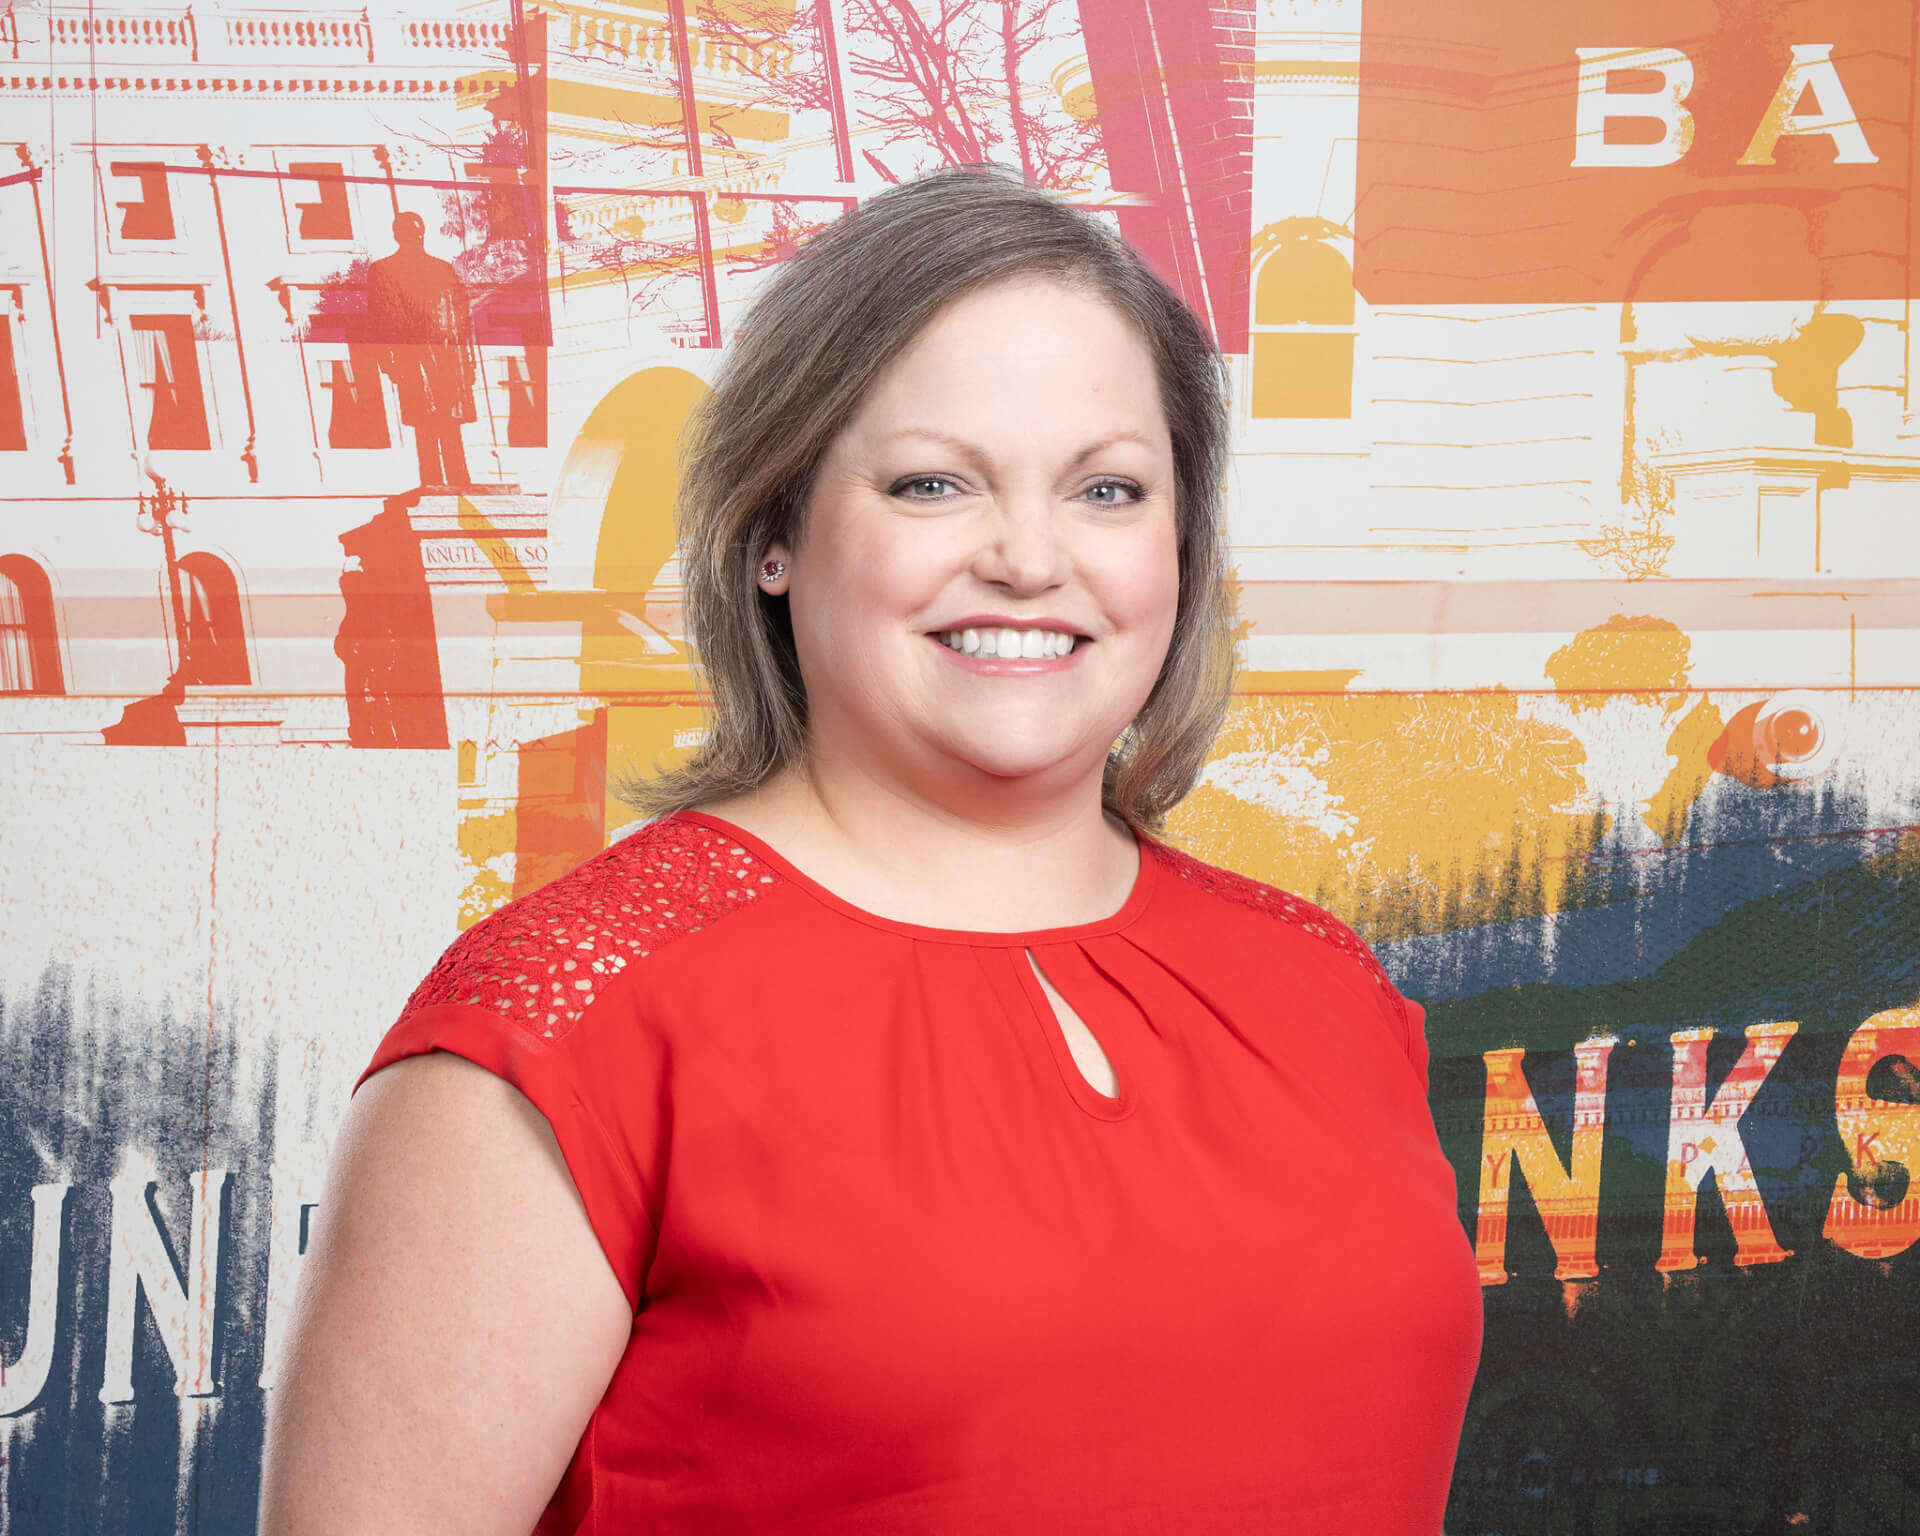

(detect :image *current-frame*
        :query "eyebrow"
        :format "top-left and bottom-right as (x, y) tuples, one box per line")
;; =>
(878, 427), (1157, 470)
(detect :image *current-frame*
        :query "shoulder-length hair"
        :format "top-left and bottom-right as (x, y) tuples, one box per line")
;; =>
(614, 162), (1239, 833)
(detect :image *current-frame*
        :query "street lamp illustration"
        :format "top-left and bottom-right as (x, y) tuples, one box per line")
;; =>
(136, 452), (193, 682)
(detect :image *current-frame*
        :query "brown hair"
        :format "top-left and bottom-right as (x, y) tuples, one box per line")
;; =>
(613, 163), (1238, 833)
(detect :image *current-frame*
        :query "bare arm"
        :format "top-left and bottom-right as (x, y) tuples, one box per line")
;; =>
(259, 1052), (635, 1535)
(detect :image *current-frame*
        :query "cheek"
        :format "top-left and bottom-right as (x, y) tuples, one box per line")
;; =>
(792, 538), (930, 663)
(1112, 527), (1182, 640)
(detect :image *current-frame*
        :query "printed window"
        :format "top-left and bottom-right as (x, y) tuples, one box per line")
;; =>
(109, 161), (176, 241)
(1251, 229), (1356, 420)
(289, 162), (353, 241)
(176, 551), (250, 686)
(322, 343), (392, 449)
(0, 556), (64, 695)
(0, 316), (25, 451)
(127, 315), (211, 451)
(497, 349), (544, 447)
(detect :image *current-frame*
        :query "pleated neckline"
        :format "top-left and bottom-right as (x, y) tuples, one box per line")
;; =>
(669, 809), (1162, 948)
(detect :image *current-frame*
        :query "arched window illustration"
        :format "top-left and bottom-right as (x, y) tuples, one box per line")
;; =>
(500, 351), (544, 447)
(0, 555), (64, 695)
(1251, 220), (1356, 419)
(176, 551), (250, 685)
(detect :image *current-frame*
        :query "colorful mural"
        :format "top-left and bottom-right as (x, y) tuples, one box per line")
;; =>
(1, 0), (1917, 1529)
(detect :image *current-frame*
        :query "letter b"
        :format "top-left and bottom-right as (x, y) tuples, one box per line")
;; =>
(1573, 47), (1696, 168)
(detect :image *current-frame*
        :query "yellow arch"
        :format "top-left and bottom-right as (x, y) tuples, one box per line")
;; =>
(1254, 232), (1355, 327)
(551, 368), (714, 839)
(546, 366), (709, 600)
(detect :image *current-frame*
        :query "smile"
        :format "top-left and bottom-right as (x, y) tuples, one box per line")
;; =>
(933, 626), (1079, 660)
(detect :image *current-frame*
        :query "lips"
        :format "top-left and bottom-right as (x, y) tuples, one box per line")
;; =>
(925, 631), (1085, 670)
(931, 615), (1090, 639)
(934, 625), (1077, 660)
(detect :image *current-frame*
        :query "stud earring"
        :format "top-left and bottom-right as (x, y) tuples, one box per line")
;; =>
(760, 559), (785, 582)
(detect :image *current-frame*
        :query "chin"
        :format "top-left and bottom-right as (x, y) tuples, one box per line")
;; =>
(942, 740), (1098, 785)
(916, 708), (1128, 786)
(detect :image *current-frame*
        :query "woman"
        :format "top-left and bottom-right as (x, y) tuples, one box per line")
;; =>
(260, 164), (1482, 1534)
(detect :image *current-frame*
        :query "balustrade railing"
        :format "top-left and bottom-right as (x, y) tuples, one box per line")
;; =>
(12, 4), (533, 63)
(400, 15), (508, 51)
(43, 4), (200, 59)
(5, 1), (794, 80)
(565, 6), (791, 79)
(221, 10), (375, 59)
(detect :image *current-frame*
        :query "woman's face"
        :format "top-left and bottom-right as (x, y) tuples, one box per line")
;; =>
(761, 274), (1181, 812)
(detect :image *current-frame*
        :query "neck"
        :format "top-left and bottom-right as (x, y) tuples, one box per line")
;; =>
(709, 757), (1139, 935)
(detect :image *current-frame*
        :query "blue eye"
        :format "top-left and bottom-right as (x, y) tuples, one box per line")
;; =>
(890, 476), (1146, 504)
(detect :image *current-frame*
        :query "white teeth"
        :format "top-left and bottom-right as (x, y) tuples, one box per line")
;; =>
(936, 627), (1076, 659)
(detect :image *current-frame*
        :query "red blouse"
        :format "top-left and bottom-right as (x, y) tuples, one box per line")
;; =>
(354, 808), (1483, 1534)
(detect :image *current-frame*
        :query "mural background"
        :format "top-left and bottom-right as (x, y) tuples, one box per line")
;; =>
(1, 0), (1917, 1529)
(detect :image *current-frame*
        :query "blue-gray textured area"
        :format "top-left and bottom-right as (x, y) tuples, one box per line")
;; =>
(1378, 774), (1914, 1004)
(0, 962), (277, 1535)
(1419, 814), (1920, 1533)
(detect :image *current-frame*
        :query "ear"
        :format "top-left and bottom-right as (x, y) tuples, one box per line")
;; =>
(756, 539), (793, 596)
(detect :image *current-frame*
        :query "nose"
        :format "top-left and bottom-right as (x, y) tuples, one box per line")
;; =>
(971, 490), (1068, 594)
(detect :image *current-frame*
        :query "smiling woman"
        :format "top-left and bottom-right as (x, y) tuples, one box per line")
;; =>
(704, 268), (1192, 909)
(616, 164), (1238, 839)
(266, 164), (1484, 1536)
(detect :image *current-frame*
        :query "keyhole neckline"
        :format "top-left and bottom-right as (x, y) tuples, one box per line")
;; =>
(1018, 946), (1134, 1118)
(669, 809), (1161, 947)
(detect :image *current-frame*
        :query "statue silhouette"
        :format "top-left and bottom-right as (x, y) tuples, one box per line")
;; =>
(335, 494), (450, 750)
(366, 212), (477, 490)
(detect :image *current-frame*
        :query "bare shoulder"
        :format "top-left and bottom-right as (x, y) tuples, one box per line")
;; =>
(258, 1051), (629, 1533)
(260, 815), (793, 1530)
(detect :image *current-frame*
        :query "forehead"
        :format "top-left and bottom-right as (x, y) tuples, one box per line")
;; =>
(847, 277), (1169, 447)
(908, 275), (1146, 359)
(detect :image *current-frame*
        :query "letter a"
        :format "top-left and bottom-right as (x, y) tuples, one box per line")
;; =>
(1739, 44), (1878, 165)
(1572, 47), (1696, 168)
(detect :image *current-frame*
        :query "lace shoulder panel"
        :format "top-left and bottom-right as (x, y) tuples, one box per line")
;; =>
(1142, 837), (1401, 1004)
(399, 813), (782, 1040)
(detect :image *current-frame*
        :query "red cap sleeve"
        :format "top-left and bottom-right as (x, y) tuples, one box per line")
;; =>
(1394, 990), (1432, 1096)
(344, 815), (791, 1315)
